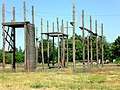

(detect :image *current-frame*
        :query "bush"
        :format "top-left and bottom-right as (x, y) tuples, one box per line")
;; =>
(115, 57), (120, 64)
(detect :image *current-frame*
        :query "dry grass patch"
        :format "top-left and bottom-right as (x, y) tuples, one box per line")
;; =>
(0, 70), (120, 90)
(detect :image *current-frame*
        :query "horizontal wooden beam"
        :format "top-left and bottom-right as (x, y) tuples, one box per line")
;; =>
(42, 32), (68, 37)
(2, 21), (30, 28)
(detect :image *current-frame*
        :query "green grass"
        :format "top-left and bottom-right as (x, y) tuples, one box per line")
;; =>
(0, 63), (120, 90)
(0, 68), (120, 90)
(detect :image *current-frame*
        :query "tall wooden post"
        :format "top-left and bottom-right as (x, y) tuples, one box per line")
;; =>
(47, 20), (50, 68)
(12, 7), (15, 21)
(90, 16), (93, 67)
(52, 22), (55, 67)
(12, 7), (16, 70)
(11, 12), (13, 71)
(95, 20), (98, 67)
(82, 10), (85, 68)
(32, 5), (35, 68)
(2, 3), (5, 71)
(101, 23), (104, 67)
(73, 4), (76, 68)
(24, 0), (27, 69)
(66, 21), (68, 67)
(36, 27), (38, 68)
(32, 6), (34, 24)
(12, 27), (16, 70)
(60, 21), (62, 68)
(60, 25), (62, 67)
(24, 0), (26, 22)
(87, 35), (90, 66)
(41, 18), (44, 68)
(62, 20), (65, 68)
(57, 18), (60, 68)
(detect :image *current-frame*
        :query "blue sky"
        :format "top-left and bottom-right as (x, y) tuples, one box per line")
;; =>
(0, 0), (120, 50)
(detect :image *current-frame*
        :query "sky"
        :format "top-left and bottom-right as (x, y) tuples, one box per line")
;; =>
(0, 0), (120, 50)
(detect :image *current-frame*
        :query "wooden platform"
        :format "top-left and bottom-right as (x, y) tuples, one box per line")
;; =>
(42, 32), (68, 37)
(2, 21), (30, 28)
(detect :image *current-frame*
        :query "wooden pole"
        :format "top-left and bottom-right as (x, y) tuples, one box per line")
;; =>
(12, 7), (15, 21)
(66, 21), (68, 67)
(41, 18), (44, 69)
(12, 7), (16, 70)
(101, 23), (104, 67)
(95, 20), (99, 67)
(60, 25), (62, 67)
(32, 6), (34, 24)
(47, 20), (50, 68)
(36, 27), (38, 68)
(23, 0), (27, 69)
(62, 20), (65, 68)
(90, 15), (93, 67)
(73, 3), (76, 68)
(24, 1), (26, 21)
(87, 35), (90, 66)
(52, 22), (55, 67)
(12, 27), (16, 70)
(57, 17), (60, 68)
(82, 10), (85, 68)
(2, 3), (5, 71)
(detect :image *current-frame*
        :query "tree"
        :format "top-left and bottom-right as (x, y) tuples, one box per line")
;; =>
(5, 52), (11, 64)
(111, 36), (120, 63)
(38, 39), (56, 63)
(75, 34), (83, 61)
(37, 34), (113, 64)
(92, 36), (112, 62)
(104, 40), (112, 61)
(68, 37), (73, 62)
(68, 34), (83, 62)
(112, 36), (120, 58)
(15, 48), (24, 63)
(0, 47), (24, 64)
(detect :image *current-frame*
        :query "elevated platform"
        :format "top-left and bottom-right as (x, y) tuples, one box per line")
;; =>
(42, 32), (68, 37)
(2, 21), (30, 28)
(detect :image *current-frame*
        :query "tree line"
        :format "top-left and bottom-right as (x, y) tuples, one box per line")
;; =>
(0, 34), (120, 64)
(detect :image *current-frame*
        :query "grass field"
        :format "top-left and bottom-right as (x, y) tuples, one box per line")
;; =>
(0, 66), (120, 90)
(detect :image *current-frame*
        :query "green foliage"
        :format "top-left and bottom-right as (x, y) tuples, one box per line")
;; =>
(0, 49), (12, 64)
(111, 36), (120, 59)
(68, 34), (83, 62)
(5, 52), (12, 64)
(68, 38), (73, 62)
(38, 34), (114, 63)
(15, 50), (24, 63)
(75, 34), (82, 60)
(1, 34), (119, 64)
(104, 41), (113, 61)
(0, 47), (24, 64)
(68, 34), (113, 62)
(38, 39), (55, 63)
(115, 57), (120, 64)
(0, 34), (116, 64)
(88, 36), (113, 62)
